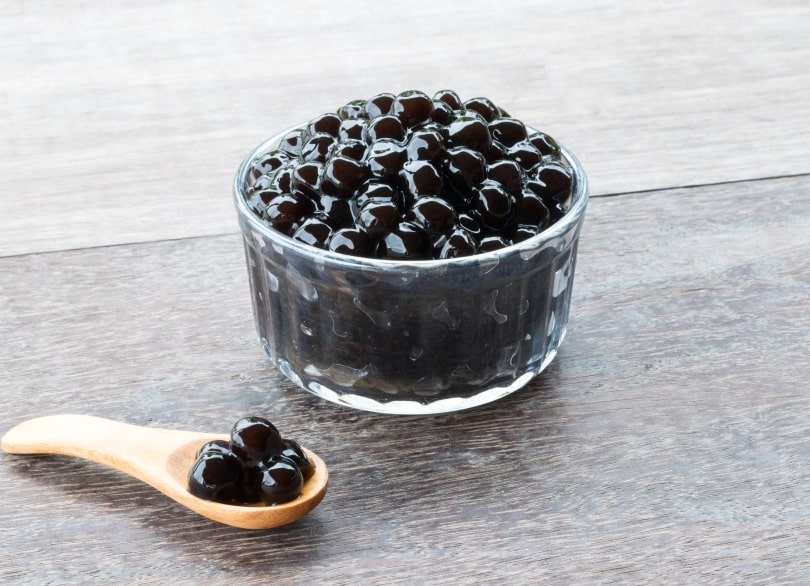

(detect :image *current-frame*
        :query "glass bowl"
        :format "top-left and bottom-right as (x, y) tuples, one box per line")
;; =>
(233, 127), (588, 415)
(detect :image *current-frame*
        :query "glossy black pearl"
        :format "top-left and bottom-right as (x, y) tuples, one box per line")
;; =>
(264, 193), (314, 235)
(321, 156), (369, 198)
(430, 100), (455, 125)
(409, 196), (457, 236)
(364, 92), (396, 118)
(332, 140), (367, 161)
(230, 416), (284, 465)
(271, 165), (295, 193)
(473, 181), (515, 228)
(437, 228), (478, 258)
(306, 113), (342, 137)
(317, 195), (356, 229)
(358, 200), (400, 237)
(279, 438), (315, 480)
(506, 141), (543, 171)
(249, 152), (290, 182)
(258, 457), (304, 505)
(366, 139), (406, 180)
(278, 129), (306, 157)
(528, 132), (561, 156)
(246, 186), (283, 216)
(443, 147), (487, 196)
(511, 224), (542, 243)
(337, 99), (368, 120)
(339, 118), (368, 142)
(328, 227), (372, 257)
(291, 161), (323, 199)
(478, 235), (509, 252)
(379, 221), (429, 259)
(187, 452), (244, 503)
(293, 217), (334, 249)
(433, 89), (462, 110)
(196, 439), (232, 459)
(463, 96), (499, 122)
(300, 133), (336, 163)
(391, 90), (434, 128)
(399, 160), (444, 200)
(487, 159), (523, 195)
(515, 190), (551, 228)
(406, 130), (446, 163)
(488, 118), (528, 147)
(354, 181), (404, 211)
(534, 162), (574, 213)
(365, 115), (406, 143)
(447, 115), (492, 153)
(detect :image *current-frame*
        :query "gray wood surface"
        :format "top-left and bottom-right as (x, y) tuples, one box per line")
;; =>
(2, 0), (810, 256)
(3, 0), (810, 583)
(2, 176), (809, 584)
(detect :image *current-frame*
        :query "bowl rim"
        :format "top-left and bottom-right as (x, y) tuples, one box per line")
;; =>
(233, 125), (588, 270)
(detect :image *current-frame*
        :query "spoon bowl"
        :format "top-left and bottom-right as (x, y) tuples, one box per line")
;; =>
(1, 415), (328, 530)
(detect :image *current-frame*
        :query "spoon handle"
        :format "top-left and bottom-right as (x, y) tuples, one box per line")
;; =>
(2, 414), (211, 483)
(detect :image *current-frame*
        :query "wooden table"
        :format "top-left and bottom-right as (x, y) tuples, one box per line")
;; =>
(2, 1), (809, 583)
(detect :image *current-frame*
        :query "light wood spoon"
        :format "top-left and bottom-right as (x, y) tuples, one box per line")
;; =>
(1, 414), (328, 530)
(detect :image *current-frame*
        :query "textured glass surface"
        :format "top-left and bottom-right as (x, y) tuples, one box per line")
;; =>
(233, 130), (588, 414)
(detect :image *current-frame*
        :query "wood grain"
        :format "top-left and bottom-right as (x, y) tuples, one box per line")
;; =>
(1, 175), (808, 583)
(2, 0), (810, 255)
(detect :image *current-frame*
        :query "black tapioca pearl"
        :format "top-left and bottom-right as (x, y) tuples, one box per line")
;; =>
(399, 160), (444, 200)
(337, 99), (368, 120)
(447, 115), (492, 152)
(430, 100), (455, 125)
(332, 139), (367, 161)
(357, 200), (401, 237)
(230, 417), (284, 465)
(527, 132), (561, 156)
(321, 156), (369, 198)
(365, 115), (406, 143)
(249, 152), (289, 182)
(406, 129), (447, 163)
(515, 189), (551, 228)
(316, 195), (356, 229)
(187, 452), (246, 504)
(271, 165), (295, 193)
(328, 227), (372, 257)
(247, 186), (284, 216)
(391, 90), (434, 128)
(291, 161), (323, 199)
(263, 193), (313, 235)
(300, 133), (336, 163)
(478, 235), (509, 252)
(463, 96), (499, 122)
(379, 221), (430, 259)
(534, 162), (575, 213)
(487, 159), (523, 195)
(366, 139), (407, 180)
(488, 118), (528, 147)
(409, 196), (458, 237)
(457, 211), (484, 236)
(278, 129), (306, 157)
(433, 89), (462, 110)
(443, 147), (487, 196)
(506, 141), (543, 171)
(293, 217), (334, 249)
(354, 181), (405, 211)
(306, 113), (342, 137)
(364, 92), (396, 118)
(339, 118), (368, 142)
(257, 457), (304, 506)
(436, 228), (478, 259)
(510, 224), (542, 243)
(278, 438), (315, 481)
(473, 180), (515, 228)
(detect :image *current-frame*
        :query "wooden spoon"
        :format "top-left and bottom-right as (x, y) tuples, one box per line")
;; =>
(1, 414), (328, 530)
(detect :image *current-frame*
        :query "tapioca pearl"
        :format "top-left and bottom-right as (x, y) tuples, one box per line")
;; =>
(433, 89), (462, 110)
(187, 452), (246, 503)
(473, 181), (515, 228)
(366, 139), (407, 180)
(379, 221), (429, 259)
(443, 147), (487, 196)
(486, 159), (523, 196)
(447, 115), (492, 152)
(337, 99), (368, 120)
(321, 156), (369, 198)
(515, 188), (551, 229)
(358, 199), (400, 237)
(430, 100), (454, 125)
(409, 196), (457, 237)
(271, 165), (295, 193)
(249, 152), (289, 182)
(506, 141), (544, 171)
(399, 160), (444, 199)
(364, 92), (396, 118)
(436, 228), (478, 259)
(278, 128), (306, 157)
(463, 96), (499, 122)
(528, 131), (561, 156)
(230, 416), (284, 465)
(293, 217), (334, 249)
(534, 162), (575, 212)
(332, 140), (367, 161)
(264, 193), (314, 235)
(510, 224), (542, 244)
(291, 161), (323, 199)
(406, 129), (447, 163)
(278, 438), (315, 481)
(391, 90), (434, 128)
(478, 235), (509, 252)
(306, 113), (342, 137)
(300, 133), (336, 163)
(484, 140), (508, 163)
(488, 118), (528, 147)
(339, 118), (368, 142)
(364, 115), (406, 142)
(354, 181), (405, 211)
(457, 211), (484, 236)
(316, 195), (356, 229)
(328, 227), (373, 257)
(257, 457), (303, 506)
(247, 186), (283, 216)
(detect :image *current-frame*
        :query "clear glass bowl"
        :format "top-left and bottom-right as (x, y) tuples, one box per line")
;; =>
(233, 128), (588, 414)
